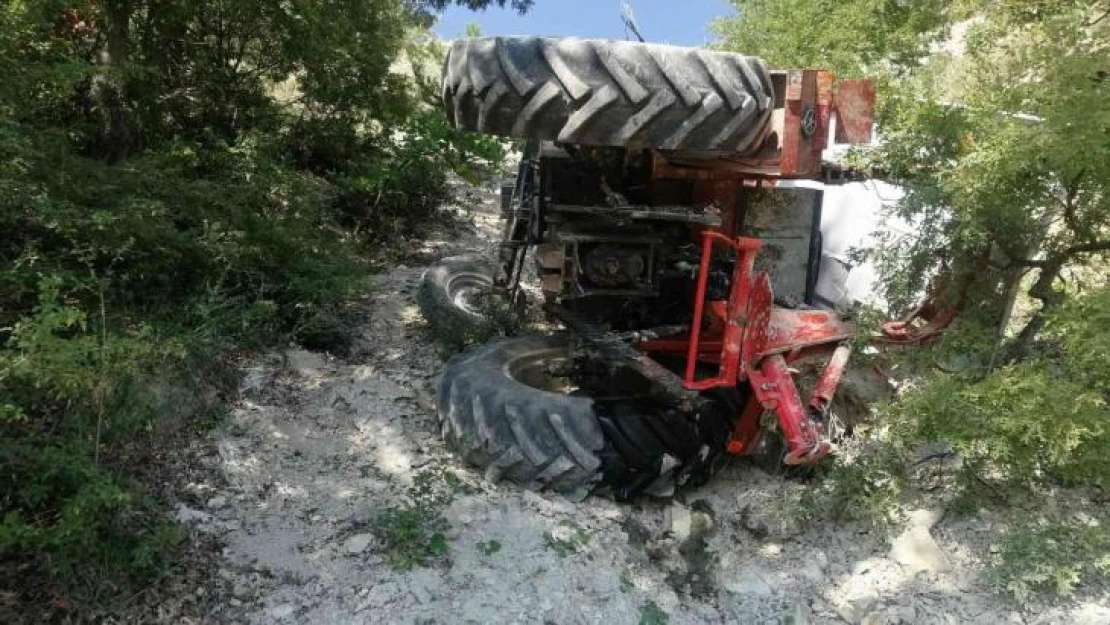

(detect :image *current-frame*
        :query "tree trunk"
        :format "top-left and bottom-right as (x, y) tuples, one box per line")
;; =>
(1011, 256), (1066, 358)
(93, 0), (137, 161)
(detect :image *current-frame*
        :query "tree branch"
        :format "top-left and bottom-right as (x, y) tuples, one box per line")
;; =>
(1063, 239), (1110, 257)
(1061, 169), (1086, 236)
(1007, 258), (1049, 269)
(1087, 6), (1110, 27)
(1007, 240), (1110, 270)
(1009, 238), (1109, 355)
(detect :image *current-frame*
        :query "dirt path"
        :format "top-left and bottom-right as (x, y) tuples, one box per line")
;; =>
(172, 182), (1108, 625)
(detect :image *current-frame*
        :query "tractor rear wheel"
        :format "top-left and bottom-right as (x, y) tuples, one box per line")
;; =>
(436, 335), (737, 500)
(443, 36), (775, 153)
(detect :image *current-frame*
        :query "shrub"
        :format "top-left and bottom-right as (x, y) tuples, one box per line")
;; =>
(0, 443), (184, 604)
(890, 289), (1110, 494)
(807, 290), (1110, 601)
(0, 280), (185, 606)
(1, 32), (502, 620)
(991, 520), (1110, 605)
(0, 0), (511, 614)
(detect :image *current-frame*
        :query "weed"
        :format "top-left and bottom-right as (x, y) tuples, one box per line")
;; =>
(638, 601), (669, 625)
(803, 450), (904, 527)
(412, 463), (478, 509)
(476, 540), (502, 556)
(372, 506), (450, 571)
(544, 520), (591, 558)
(370, 462), (488, 570)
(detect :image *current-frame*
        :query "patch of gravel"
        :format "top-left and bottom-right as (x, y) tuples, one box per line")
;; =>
(166, 179), (1109, 625)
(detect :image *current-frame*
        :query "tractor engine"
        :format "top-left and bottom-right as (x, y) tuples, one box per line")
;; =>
(523, 145), (754, 331)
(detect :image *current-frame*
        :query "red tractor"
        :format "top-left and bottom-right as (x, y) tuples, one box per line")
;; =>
(420, 36), (883, 500)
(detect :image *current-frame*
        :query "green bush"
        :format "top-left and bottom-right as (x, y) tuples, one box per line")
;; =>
(803, 290), (1110, 602)
(799, 448), (905, 527)
(991, 520), (1110, 605)
(0, 122), (366, 346)
(0, 443), (184, 602)
(0, 109), (500, 608)
(329, 109), (504, 242)
(0, 0), (510, 613)
(891, 290), (1110, 494)
(0, 279), (186, 604)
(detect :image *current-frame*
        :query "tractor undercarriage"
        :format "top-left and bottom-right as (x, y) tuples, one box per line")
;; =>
(498, 141), (857, 469)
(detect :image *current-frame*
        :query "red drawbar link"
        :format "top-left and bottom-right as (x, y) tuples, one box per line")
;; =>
(727, 345), (852, 460)
(751, 355), (832, 465)
(683, 231), (761, 390)
(659, 230), (854, 465)
(750, 357), (830, 464)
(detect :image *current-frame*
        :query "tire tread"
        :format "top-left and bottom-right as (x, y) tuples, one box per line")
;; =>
(443, 36), (774, 152)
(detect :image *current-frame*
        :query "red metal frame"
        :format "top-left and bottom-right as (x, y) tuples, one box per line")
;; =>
(638, 230), (855, 465)
(633, 71), (877, 467)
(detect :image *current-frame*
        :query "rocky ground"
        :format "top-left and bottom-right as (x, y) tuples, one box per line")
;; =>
(163, 181), (1109, 625)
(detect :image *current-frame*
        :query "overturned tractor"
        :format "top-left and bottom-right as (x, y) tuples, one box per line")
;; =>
(420, 36), (884, 500)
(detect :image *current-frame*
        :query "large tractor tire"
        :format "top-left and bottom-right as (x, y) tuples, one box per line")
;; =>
(418, 254), (497, 340)
(443, 37), (775, 153)
(436, 335), (736, 500)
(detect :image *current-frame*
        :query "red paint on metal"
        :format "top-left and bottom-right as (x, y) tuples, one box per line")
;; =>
(815, 71), (834, 152)
(684, 230), (717, 384)
(809, 343), (851, 415)
(750, 354), (831, 464)
(683, 232), (764, 391)
(632, 188), (858, 466)
(834, 79), (876, 145)
(760, 309), (854, 355)
(780, 69), (827, 177)
(727, 395), (765, 455)
(743, 272), (774, 366)
(663, 229), (850, 463)
(780, 70), (805, 176)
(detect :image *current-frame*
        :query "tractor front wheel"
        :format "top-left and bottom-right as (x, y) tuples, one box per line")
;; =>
(418, 254), (498, 341)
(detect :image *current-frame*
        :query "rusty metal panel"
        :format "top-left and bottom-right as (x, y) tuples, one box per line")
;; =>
(781, 70), (824, 177)
(815, 71), (834, 152)
(834, 79), (876, 145)
(741, 187), (822, 305)
(780, 70), (806, 176)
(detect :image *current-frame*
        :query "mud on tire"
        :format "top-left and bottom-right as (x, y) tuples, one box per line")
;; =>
(418, 254), (497, 342)
(437, 335), (738, 500)
(443, 36), (775, 153)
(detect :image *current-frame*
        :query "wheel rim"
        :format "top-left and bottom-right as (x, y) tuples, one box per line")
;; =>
(446, 272), (493, 317)
(504, 345), (655, 399)
(506, 348), (577, 394)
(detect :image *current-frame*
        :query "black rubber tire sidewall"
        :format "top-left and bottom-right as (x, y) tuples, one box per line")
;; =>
(437, 335), (605, 499)
(418, 254), (497, 340)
